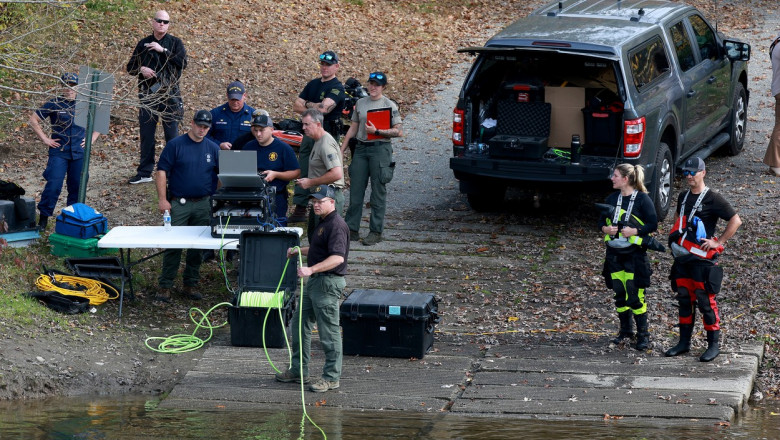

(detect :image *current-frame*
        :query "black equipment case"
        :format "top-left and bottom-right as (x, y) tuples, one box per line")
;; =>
(340, 289), (439, 359)
(228, 230), (300, 348)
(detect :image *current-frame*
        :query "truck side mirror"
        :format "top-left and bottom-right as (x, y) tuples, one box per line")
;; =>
(724, 40), (751, 61)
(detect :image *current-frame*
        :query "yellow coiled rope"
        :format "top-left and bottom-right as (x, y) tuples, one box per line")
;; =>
(35, 274), (119, 306)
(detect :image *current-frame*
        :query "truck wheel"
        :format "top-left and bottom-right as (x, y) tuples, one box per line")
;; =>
(726, 82), (747, 156)
(651, 143), (673, 221)
(466, 186), (506, 212)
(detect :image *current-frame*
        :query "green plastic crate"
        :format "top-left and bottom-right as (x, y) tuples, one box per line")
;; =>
(49, 233), (116, 258)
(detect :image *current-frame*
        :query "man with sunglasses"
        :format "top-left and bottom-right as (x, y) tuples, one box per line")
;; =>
(126, 10), (188, 185)
(289, 50), (346, 223)
(665, 157), (742, 362)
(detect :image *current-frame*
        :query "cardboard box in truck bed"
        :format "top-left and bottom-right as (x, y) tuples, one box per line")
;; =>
(545, 87), (586, 149)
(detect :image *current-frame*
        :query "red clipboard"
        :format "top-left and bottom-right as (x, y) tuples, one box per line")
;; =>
(366, 107), (391, 141)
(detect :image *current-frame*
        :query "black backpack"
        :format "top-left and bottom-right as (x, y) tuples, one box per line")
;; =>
(0, 179), (24, 200)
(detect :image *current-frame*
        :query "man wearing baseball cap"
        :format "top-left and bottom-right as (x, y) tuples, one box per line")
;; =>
(665, 157), (742, 362)
(208, 80), (255, 151)
(242, 114), (300, 225)
(277, 184), (349, 393)
(153, 110), (220, 303)
(29, 73), (102, 230)
(289, 50), (347, 223)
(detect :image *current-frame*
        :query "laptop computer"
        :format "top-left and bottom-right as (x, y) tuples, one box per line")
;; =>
(217, 150), (265, 188)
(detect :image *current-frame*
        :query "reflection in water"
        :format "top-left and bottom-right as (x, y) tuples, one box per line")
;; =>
(0, 395), (778, 439)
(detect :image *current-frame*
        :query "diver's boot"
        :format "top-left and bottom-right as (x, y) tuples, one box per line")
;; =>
(699, 330), (720, 362)
(610, 311), (634, 344)
(665, 324), (693, 357)
(634, 313), (650, 351)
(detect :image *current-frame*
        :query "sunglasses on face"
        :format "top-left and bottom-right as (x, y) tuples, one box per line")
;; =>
(682, 170), (699, 177)
(154, 18), (170, 24)
(369, 72), (385, 80)
(319, 54), (335, 61)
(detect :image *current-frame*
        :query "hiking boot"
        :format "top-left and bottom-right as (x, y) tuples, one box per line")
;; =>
(154, 288), (172, 303)
(275, 369), (310, 384)
(362, 231), (382, 246)
(309, 378), (339, 393)
(38, 215), (49, 230)
(181, 285), (203, 300)
(349, 230), (361, 241)
(128, 175), (153, 185)
(288, 205), (308, 223)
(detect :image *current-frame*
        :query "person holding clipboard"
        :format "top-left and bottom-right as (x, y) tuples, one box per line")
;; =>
(340, 71), (403, 246)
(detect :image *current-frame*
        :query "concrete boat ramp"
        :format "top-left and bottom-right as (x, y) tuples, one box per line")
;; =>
(160, 333), (762, 423)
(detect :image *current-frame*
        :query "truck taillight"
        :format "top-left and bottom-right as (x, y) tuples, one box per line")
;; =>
(623, 117), (645, 157)
(452, 109), (465, 146)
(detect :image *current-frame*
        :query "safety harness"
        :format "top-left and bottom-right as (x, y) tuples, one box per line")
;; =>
(604, 191), (646, 249)
(670, 187), (723, 259)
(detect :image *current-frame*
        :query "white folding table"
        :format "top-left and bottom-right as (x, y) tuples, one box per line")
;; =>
(98, 226), (241, 317)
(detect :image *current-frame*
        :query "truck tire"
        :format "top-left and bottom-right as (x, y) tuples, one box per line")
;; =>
(466, 186), (506, 212)
(726, 82), (747, 156)
(650, 143), (673, 220)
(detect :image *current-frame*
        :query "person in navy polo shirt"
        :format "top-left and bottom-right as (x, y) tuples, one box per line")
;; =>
(154, 110), (220, 303)
(242, 114), (300, 225)
(29, 73), (101, 230)
(208, 80), (255, 150)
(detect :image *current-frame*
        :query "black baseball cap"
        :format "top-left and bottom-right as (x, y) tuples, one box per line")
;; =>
(310, 185), (336, 200)
(251, 114), (273, 128)
(368, 71), (387, 86)
(192, 110), (212, 127)
(319, 51), (339, 65)
(682, 157), (705, 172)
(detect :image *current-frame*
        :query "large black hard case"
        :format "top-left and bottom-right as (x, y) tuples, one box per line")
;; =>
(228, 230), (300, 348)
(340, 289), (439, 359)
(0, 197), (36, 232)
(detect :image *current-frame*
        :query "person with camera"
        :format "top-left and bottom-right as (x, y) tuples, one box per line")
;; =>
(126, 10), (187, 185)
(29, 73), (102, 230)
(208, 81), (255, 151)
(665, 157), (741, 362)
(289, 51), (346, 223)
(241, 114), (300, 226)
(340, 71), (402, 246)
(154, 110), (220, 303)
(600, 164), (658, 351)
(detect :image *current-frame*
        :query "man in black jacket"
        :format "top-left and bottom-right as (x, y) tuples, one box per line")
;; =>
(126, 10), (188, 185)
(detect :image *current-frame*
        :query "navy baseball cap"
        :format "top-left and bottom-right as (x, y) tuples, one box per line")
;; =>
(227, 81), (245, 100)
(368, 71), (387, 86)
(251, 114), (273, 128)
(682, 157), (705, 172)
(192, 110), (212, 127)
(319, 51), (339, 65)
(310, 185), (336, 200)
(61, 73), (78, 86)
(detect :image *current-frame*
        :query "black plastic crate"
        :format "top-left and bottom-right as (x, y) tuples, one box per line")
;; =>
(228, 230), (300, 348)
(65, 256), (128, 279)
(583, 108), (622, 146)
(0, 197), (36, 232)
(340, 289), (439, 359)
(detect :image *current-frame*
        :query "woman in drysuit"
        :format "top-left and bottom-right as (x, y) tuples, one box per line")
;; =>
(600, 164), (658, 350)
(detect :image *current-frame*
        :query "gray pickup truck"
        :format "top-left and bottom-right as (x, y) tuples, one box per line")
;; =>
(449, 0), (751, 219)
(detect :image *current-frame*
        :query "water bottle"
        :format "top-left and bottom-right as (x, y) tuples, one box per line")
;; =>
(570, 134), (581, 165)
(163, 210), (171, 231)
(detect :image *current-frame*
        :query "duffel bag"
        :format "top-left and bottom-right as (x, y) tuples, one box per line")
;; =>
(55, 203), (108, 239)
